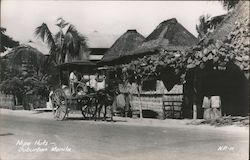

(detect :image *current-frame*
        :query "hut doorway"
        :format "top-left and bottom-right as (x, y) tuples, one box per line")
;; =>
(200, 63), (248, 116)
(184, 62), (249, 119)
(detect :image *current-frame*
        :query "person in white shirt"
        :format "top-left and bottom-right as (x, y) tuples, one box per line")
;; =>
(69, 70), (78, 94)
(96, 75), (105, 91)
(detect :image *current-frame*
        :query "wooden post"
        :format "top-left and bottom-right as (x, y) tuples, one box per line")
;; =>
(137, 83), (143, 119)
(193, 104), (197, 119)
(193, 69), (197, 120)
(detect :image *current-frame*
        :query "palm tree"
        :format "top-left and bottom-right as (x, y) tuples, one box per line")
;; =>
(196, 15), (211, 40)
(35, 18), (88, 64)
(0, 27), (19, 52)
(219, 0), (239, 10)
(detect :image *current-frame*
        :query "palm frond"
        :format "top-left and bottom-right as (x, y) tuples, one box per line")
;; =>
(34, 23), (56, 50)
(56, 17), (69, 29)
(0, 27), (6, 33)
(196, 15), (210, 40)
(220, 0), (239, 10)
(1, 27), (19, 52)
(63, 24), (88, 57)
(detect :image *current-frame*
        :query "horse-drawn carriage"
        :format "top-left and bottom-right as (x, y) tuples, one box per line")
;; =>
(51, 61), (114, 121)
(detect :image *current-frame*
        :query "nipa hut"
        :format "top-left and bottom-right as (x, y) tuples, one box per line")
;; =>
(100, 29), (145, 65)
(127, 18), (198, 119)
(0, 45), (48, 110)
(3, 45), (47, 74)
(101, 19), (198, 119)
(98, 29), (145, 89)
(117, 18), (198, 62)
(188, 1), (249, 118)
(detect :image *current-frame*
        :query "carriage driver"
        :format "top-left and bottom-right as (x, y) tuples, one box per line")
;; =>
(69, 70), (78, 94)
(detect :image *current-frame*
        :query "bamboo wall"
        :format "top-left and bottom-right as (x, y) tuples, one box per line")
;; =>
(129, 83), (183, 119)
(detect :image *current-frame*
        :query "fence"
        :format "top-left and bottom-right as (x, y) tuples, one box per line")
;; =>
(22, 95), (47, 110)
(0, 92), (47, 110)
(0, 92), (15, 109)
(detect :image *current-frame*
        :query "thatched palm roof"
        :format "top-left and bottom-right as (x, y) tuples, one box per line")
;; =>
(4, 45), (47, 73)
(207, 1), (249, 41)
(112, 18), (198, 63)
(133, 18), (197, 55)
(100, 29), (145, 64)
(5, 45), (45, 64)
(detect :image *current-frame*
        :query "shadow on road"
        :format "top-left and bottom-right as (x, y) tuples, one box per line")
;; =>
(0, 133), (14, 136)
(65, 117), (128, 123)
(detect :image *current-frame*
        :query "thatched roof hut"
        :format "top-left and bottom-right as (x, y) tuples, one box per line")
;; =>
(4, 45), (46, 68)
(207, 1), (249, 42)
(114, 18), (198, 63)
(139, 18), (197, 51)
(99, 29), (145, 64)
(2, 45), (48, 78)
(189, 1), (250, 117)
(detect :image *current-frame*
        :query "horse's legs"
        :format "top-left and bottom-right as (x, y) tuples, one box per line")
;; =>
(110, 103), (114, 122)
(98, 104), (103, 120)
(103, 105), (107, 121)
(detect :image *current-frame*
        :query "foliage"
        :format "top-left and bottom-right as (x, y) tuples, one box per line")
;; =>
(0, 57), (6, 81)
(0, 46), (51, 104)
(196, 15), (211, 40)
(35, 18), (88, 64)
(0, 27), (19, 52)
(219, 0), (240, 10)
(121, 49), (187, 83)
(120, 20), (249, 86)
(190, 20), (249, 71)
(6, 45), (47, 75)
(0, 65), (49, 104)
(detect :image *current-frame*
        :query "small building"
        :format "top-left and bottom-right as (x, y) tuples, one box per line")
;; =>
(0, 44), (48, 110)
(126, 18), (197, 119)
(99, 29), (146, 88)
(88, 48), (108, 62)
(189, 1), (249, 117)
(100, 19), (198, 119)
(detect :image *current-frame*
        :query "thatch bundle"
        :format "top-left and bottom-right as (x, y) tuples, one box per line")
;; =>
(189, 116), (249, 127)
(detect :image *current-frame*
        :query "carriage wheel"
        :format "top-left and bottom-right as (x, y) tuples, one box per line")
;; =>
(52, 89), (68, 121)
(81, 97), (98, 119)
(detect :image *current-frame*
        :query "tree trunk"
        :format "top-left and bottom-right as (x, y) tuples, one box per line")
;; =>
(137, 83), (143, 119)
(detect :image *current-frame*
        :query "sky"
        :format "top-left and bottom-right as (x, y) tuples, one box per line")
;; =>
(1, 1), (227, 48)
